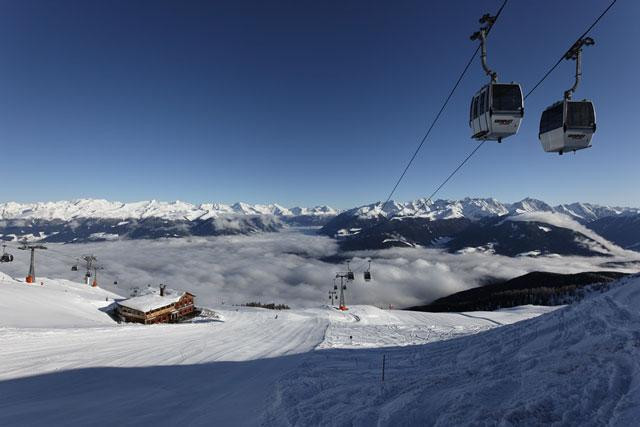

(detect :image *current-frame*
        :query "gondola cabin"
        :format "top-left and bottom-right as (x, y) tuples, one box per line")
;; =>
(539, 100), (596, 154)
(470, 83), (524, 142)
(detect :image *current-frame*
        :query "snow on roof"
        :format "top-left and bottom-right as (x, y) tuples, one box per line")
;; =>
(117, 292), (186, 313)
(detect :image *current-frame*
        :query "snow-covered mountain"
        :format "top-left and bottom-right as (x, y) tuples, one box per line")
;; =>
(0, 199), (340, 243)
(321, 197), (640, 256)
(339, 197), (638, 223)
(0, 199), (339, 221)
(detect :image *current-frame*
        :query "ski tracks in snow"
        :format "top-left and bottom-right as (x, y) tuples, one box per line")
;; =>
(264, 279), (640, 426)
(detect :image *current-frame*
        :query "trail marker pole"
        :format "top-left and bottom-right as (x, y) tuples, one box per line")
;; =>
(382, 354), (386, 382)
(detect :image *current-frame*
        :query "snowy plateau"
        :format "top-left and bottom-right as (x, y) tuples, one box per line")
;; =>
(1, 271), (640, 425)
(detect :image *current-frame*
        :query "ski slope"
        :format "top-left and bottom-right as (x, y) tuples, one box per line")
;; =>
(2, 272), (637, 425)
(267, 275), (640, 426)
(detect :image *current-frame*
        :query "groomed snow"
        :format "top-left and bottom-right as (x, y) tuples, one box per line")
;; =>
(1, 271), (638, 425)
(266, 275), (640, 425)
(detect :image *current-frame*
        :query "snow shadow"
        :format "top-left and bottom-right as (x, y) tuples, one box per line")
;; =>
(0, 354), (310, 426)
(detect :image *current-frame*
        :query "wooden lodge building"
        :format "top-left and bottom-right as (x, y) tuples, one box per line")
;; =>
(116, 288), (196, 324)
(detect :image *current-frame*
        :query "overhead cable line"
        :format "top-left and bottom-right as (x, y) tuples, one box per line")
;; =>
(380, 0), (510, 211)
(420, 0), (618, 207)
(349, 0), (618, 274)
(347, 1), (510, 273)
(524, 0), (617, 100)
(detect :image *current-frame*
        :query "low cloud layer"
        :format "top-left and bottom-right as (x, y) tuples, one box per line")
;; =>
(2, 229), (639, 308)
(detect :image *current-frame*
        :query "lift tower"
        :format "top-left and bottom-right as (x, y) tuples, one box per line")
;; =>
(329, 279), (338, 305)
(18, 243), (47, 283)
(334, 273), (349, 311)
(80, 255), (98, 286)
(334, 262), (355, 311)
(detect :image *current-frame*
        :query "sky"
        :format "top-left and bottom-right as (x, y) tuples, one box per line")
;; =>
(0, 0), (638, 209)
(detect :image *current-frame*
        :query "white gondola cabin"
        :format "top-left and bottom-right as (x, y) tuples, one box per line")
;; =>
(539, 100), (595, 154)
(470, 83), (523, 142)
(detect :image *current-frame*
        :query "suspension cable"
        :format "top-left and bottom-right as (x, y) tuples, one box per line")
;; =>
(524, 0), (617, 100)
(380, 0), (510, 210)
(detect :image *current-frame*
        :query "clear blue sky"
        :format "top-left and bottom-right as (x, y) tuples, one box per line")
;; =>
(1, 0), (637, 208)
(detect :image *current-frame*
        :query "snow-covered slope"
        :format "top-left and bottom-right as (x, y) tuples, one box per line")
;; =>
(0, 199), (339, 221)
(0, 275), (120, 328)
(3, 270), (638, 425)
(506, 211), (632, 256)
(0, 271), (559, 426)
(267, 274), (640, 425)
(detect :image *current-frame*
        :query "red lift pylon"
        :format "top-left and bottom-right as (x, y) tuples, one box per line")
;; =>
(335, 262), (354, 311)
(18, 243), (47, 283)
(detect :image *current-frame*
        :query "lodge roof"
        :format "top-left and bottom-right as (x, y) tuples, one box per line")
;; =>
(117, 291), (193, 313)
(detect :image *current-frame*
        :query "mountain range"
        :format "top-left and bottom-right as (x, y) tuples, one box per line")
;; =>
(1, 198), (639, 257)
(0, 199), (338, 243)
(0, 199), (338, 222)
(319, 197), (640, 257)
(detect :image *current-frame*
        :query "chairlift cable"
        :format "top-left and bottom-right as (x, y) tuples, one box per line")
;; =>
(421, 0), (617, 207)
(523, 0), (617, 101)
(344, 1), (617, 274)
(380, 0), (510, 211)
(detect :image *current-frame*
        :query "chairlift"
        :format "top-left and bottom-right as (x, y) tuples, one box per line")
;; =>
(0, 244), (14, 263)
(469, 14), (523, 143)
(539, 37), (596, 155)
(71, 264), (78, 271)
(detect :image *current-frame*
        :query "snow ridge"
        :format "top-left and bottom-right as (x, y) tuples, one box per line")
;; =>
(0, 199), (339, 221)
(346, 197), (639, 222)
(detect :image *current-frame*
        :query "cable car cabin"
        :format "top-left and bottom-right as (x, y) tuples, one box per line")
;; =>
(363, 271), (371, 282)
(539, 100), (596, 154)
(347, 271), (355, 281)
(470, 83), (523, 142)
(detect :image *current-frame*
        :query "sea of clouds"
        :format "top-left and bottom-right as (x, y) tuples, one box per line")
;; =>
(2, 228), (639, 308)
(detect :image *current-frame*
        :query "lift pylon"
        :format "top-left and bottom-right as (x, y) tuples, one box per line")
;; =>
(18, 242), (47, 283)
